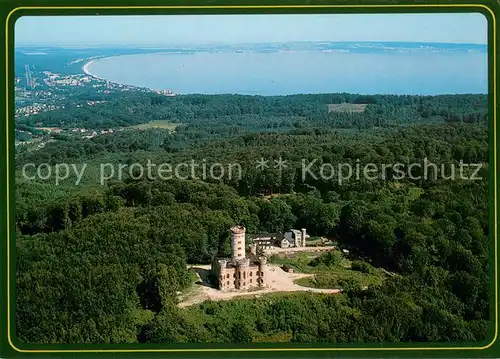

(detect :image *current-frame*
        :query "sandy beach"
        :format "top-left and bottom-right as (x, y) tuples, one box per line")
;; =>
(81, 57), (162, 92)
(82, 59), (105, 80)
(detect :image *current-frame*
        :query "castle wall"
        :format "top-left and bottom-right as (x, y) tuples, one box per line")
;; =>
(217, 262), (265, 291)
(219, 265), (237, 290)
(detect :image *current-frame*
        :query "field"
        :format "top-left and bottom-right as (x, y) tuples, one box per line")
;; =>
(269, 250), (387, 290)
(129, 120), (180, 131)
(36, 127), (63, 133)
(327, 102), (368, 113)
(294, 268), (385, 289)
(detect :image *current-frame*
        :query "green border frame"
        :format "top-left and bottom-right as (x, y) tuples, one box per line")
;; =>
(1, 2), (498, 357)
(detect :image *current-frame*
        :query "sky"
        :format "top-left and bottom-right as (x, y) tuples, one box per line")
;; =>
(15, 13), (488, 46)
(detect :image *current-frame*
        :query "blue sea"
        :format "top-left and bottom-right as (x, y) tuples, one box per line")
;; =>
(85, 42), (488, 95)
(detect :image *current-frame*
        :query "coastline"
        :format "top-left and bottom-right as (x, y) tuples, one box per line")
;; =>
(79, 50), (486, 96)
(82, 59), (106, 81)
(81, 56), (171, 94)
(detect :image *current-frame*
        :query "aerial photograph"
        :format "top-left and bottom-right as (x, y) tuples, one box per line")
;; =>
(14, 13), (490, 345)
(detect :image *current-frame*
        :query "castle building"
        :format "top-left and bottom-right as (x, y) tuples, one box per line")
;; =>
(211, 226), (267, 291)
(283, 228), (308, 248)
(250, 228), (308, 249)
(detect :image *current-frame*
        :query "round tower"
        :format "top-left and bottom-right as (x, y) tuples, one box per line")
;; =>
(258, 256), (268, 287)
(230, 226), (246, 260)
(236, 258), (250, 290)
(218, 259), (227, 290)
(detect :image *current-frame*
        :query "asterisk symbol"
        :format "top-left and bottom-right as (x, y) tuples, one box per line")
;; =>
(274, 157), (287, 170)
(256, 157), (269, 170)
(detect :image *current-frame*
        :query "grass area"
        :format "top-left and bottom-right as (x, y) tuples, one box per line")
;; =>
(306, 236), (334, 247)
(306, 236), (323, 244)
(269, 251), (326, 273)
(269, 250), (387, 290)
(294, 268), (384, 289)
(270, 251), (349, 272)
(327, 103), (368, 113)
(178, 269), (206, 300)
(130, 120), (180, 131)
(188, 269), (199, 283)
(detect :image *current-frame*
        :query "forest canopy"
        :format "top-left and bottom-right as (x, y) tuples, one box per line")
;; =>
(15, 92), (490, 344)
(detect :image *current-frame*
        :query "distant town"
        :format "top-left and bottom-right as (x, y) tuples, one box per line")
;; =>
(15, 54), (177, 149)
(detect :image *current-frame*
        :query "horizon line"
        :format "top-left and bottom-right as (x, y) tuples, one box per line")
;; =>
(14, 40), (488, 48)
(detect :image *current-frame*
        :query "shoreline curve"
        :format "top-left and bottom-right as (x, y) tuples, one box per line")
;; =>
(82, 59), (106, 81)
(81, 55), (174, 93)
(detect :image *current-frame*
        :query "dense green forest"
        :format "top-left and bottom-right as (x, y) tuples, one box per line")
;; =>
(15, 92), (490, 344)
(17, 92), (487, 133)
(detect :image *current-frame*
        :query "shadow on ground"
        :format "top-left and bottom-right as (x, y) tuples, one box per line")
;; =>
(191, 267), (215, 288)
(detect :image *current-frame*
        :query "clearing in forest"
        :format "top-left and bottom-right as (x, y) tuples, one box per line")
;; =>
(177, 264), (341, 308)
(130, 120), (180, 131)
(327, 103), (368, 113)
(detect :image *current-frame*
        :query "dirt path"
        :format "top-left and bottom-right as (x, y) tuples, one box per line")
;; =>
(178, 264), (341, 308)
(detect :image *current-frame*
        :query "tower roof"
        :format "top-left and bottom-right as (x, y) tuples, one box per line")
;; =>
(230, 225), (246, 234)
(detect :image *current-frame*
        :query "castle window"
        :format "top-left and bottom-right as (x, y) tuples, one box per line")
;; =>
(250, 272), (252, 277)
(227, 281), (229, 286)
(261, 271), (264, 276)
(243, 272), (246, 279)
(233, 273), (236, 278)
(238, 272), (241, 279)
(243, 282), (246, 286)
(250, 279), (252, 283)
(227, 273), (230, 278)
(238, 247), (242, 250)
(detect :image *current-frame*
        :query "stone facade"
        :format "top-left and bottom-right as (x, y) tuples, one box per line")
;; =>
(212, 226), (267, 291)
(283, 228), (308, 248)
